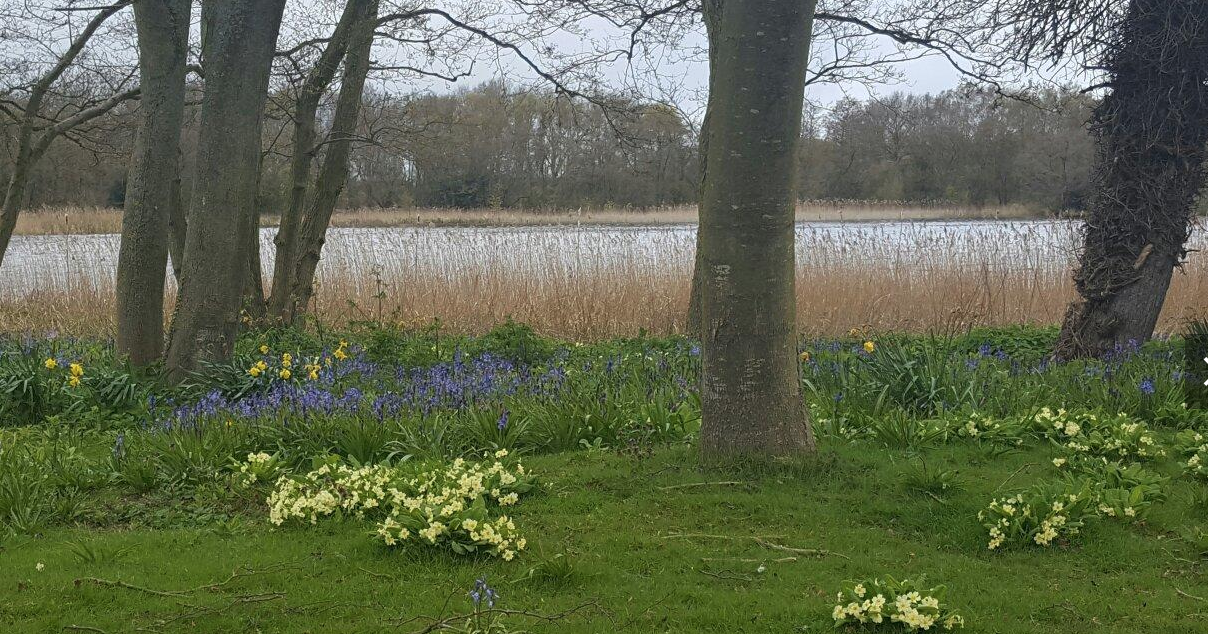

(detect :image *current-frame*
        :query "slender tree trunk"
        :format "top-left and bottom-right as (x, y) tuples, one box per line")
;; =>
(165, 0), (287, 378)
(167, 157), (186, 284)
(266, 0), (367, 321)
(244, 203), (268, 321)
(697, 0), (817, 459)
(0, 161), (33, 266)
(283, 0), (379, 322)
(1055, 0), (1208, 359)
(115, 0), (190, 366)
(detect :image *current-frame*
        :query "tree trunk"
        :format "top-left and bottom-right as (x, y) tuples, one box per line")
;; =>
(283, 0), (379, 322)
(167, 148), (187, 284)
(1055, 0), (1208, 359)
(696, 0), (817, 459)
(165, 0), (287, 378)
(243, 203), (268, 321)
(266, 0), (368, 321)
(115, 0), (190, 366)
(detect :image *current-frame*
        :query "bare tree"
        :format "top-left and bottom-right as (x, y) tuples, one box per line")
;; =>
(266, 0), (375, 321)
(696, 0), (818, 458)
(279, 0), (381, 322)
(165, 0), (288, 378)
(0, 0), (139, 267)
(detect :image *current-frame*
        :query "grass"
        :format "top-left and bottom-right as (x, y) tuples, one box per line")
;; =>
(5, 442), (1208, 633)
(1, 324), (1207, 631)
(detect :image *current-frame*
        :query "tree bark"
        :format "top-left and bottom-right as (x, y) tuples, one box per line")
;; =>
(115, 0), (190, 366)
(697, 0), (817, 459)
(282, 0), (379, 322)
(165, 0), (287, 378)
(1055, 0), (1208, 359)
(266, 0), (368, 321)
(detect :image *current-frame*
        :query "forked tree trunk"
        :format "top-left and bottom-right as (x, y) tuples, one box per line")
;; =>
(282, 0), (379, 322)
(165, 0), (287, 378)
(115, 0), (190, 366)
(697, 0), (817, 459)
(266, 0), (368, 321)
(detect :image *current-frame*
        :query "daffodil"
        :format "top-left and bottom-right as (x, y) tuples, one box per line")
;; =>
(863, 341), (876, 353)
(43, 358), (57, 370)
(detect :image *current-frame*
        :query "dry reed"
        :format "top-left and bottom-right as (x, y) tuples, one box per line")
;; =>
(12, 202), (1041, 236)
(2, 218), (1206, 340)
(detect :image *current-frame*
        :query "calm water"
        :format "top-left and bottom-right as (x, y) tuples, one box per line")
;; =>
(0, 220), (1116, 296)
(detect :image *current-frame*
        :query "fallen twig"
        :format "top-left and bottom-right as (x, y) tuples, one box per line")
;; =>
(994, 462), (1039, 492)
(1178, 588), (1208, 602)
(660, 532), (849, 560)
(697, 568), (753, 582)
(392, 601), (600, 633)
(658, 481), (747, 491)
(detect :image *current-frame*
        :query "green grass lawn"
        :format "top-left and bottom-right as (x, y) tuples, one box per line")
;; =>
(4, 440), (1206, 633)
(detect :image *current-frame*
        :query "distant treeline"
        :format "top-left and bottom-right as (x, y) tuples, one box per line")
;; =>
(0, 82), (1098, 212)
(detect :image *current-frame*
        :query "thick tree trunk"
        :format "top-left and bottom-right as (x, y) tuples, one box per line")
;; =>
(115, 0), (190, 366)
(696, 0), (817, 459)
(165, 0), (287, 378)
(283, 0), (379, 322)
(1055, 0), (1208, 359)
(266, 0), (367, 321)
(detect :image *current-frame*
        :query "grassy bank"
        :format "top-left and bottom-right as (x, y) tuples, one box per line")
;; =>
(6, 442), (1206, 633)
(1, 324), (1207, 631)
(12, 202), (1041, 236)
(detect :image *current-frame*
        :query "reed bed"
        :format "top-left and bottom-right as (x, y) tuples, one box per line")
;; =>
(2, 219), (1206, 339)
(12, 202), (1040, 236)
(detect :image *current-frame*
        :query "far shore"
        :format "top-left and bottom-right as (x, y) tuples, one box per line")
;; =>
(13, 202), (1050, 236)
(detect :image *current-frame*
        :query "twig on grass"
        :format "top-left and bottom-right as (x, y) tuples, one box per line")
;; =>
(1178, 588), (1208, 602)
(701, 556), (797, 563)
(391, 601), (600, 632)
(697, 568), (753, 582)
(658, 481), (747, 491)
(994, 462), (1039, 492)
(659, 532), (850, 560)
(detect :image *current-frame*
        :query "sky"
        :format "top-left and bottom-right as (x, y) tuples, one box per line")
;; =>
(365, 5), (973, 120)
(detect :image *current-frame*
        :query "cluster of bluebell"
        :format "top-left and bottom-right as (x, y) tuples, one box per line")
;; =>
(143, 339), (700, 460)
